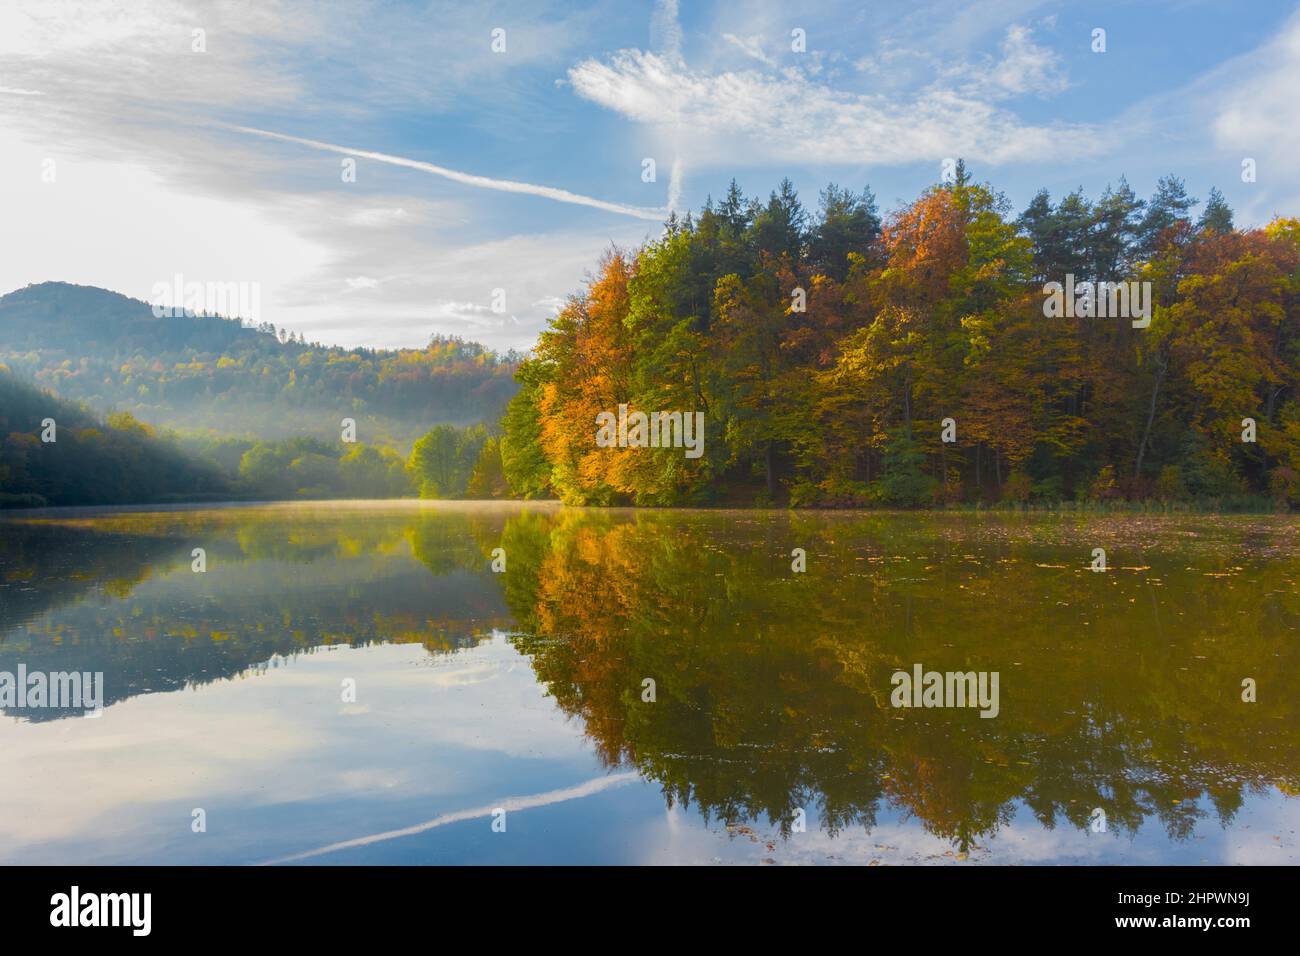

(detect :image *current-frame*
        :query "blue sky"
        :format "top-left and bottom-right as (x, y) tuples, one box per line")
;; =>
(2, 0), (1299, 353)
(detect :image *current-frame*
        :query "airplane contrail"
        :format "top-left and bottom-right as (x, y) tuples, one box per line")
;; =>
(259, 771), (641, 864)
(225, 123), (666, 221)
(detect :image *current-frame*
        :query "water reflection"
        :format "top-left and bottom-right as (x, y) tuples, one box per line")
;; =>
(0, 502), (1296, 864)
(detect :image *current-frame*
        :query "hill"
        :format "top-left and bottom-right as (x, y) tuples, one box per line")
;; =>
(0, 366), (228, 507)
(0, 282), (520, 445)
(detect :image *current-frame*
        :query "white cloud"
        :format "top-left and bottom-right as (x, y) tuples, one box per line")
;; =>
(1210, 11), (1300, 216)
(0, 0), (637, 354)
(860, 23), (1065, 101)
(650, 0), (684, 63)
(0, 638), (611, 862)
(534, 295), (565, 315)
(345, 206), (416, 229)
(667, 156), (685, 212)
(569, 48), (1096, 167)
(722, 33), (777, 68)
(987, 24), (1068, 97)
(0, 128), (331, 326)
(284, 227), (651, 353)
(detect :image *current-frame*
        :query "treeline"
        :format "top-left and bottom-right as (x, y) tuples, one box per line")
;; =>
(498, 166), (1300, 508)
(408, 424), (508, 499)
(0, 368), (508, 506)
(0, 367), (227, 507)
(197, 423), (508, 501)
(0, 282), (520, 442)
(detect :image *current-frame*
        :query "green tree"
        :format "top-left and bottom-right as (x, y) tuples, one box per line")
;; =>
(409, 424), (487, 498)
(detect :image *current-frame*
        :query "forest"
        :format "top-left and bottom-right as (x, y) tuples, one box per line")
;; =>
(0, 281), (520, 506)
(0, 365), (516, 507)
(3, 166), (1298, 510)
(497, 165), (1300, 509)
(0, 282), (520, 443)
(0, 368), (227, 507)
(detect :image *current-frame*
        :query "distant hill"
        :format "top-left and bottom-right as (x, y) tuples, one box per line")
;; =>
(0, 282), (520, 444)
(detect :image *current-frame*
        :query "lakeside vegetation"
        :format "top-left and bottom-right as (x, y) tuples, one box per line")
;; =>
(2, 166), (1298, 511)
(0, 280), (517, 507)
(499, 167), (1300, 510)
(0, 367), (491, 507)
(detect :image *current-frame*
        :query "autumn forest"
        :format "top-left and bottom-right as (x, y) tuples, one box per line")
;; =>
(3, 165), (1298, 511)
(498, 165), (1300, 509)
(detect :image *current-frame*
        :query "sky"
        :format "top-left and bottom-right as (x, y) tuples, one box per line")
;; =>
(2, 0), (1299, 354)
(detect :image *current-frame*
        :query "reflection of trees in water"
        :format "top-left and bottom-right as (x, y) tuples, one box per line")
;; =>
(0, 522), (183, 633)
(5, 506), (1298, 848)
(0, 509), (512, 721)
(498, 509), (1300, 850)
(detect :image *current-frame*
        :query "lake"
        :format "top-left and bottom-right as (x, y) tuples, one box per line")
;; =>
(0, 501), (1296, 865)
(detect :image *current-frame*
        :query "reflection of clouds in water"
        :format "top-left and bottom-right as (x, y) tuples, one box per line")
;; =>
(427, 662), (500, 688)
(0, 639), (595, 862)
(1225, 797), (1300, 865)
(0, 695), (311, 850)
(263, 771), (640, 865)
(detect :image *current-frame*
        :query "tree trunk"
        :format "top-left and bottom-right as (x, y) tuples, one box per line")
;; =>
(1135, 357), (1167, 480)
(765, 439), (775, 498)
(1266, 384), (1284, 422)
(903, 383), (912, 439)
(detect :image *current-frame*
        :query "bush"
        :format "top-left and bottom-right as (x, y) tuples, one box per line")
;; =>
(1001, 470), (1032, 503)
(1156, 464), (1187, 501)
(1087, 464), (1121, 501)
(1268, 465), (1300, 508)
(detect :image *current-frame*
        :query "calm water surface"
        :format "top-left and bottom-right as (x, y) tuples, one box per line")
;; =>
(1, 501), (1297, 865)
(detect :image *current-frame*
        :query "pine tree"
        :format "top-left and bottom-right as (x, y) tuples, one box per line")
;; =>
(1197, 187), (1234, 234)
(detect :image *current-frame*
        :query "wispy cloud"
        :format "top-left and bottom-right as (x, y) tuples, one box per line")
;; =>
(569, 43), (1096, 167)
(226, 124), (666, 221)
(1, 0), (1290, 354)
(722, 33), (777, 68)
(986, 23), (1068, 97)
(650, 0), (684, 64)
(261, 772), (640, 864)
(286, 227), (653, 353)
(1209, 9), (1300, 215)
(667, 156), (685, 212)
